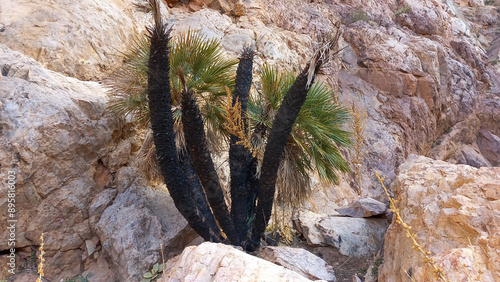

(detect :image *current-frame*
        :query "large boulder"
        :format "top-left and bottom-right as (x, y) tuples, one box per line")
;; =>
(477, 129), (500, 166)
(0, 0), (140, 81)
(165, 242), (318, 281)
(378, 155), (500, 281)
(257, 246), (336, 281)
(335, 197), (387, 218)
(295, 211), (388, 258)
(93, 183), (198, 281)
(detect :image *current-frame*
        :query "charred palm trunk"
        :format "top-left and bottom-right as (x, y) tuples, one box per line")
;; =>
(228, 47), (256, 244)
(178, 149), (223, 241)
(146, 8), (217, 242)
(181, 87), (239, 244)
(247, 63), (321, 250)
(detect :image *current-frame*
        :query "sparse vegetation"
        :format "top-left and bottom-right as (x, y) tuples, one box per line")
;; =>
(418, 141), (432, 157)
(395, 5), (411, 16)
(141, 263), (163, 282)
(371, 256), (384, 276)
(65, 274), (92, 282)
(348, 9), (370, 24)
(348, 96), (367, 195)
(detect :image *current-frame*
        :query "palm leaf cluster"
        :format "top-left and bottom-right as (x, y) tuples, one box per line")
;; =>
(248, 65), (351, 208)
(105, 30), (238, 151)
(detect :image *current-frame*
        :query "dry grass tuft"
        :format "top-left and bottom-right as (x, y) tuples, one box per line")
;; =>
(349, 97), (367, 196)
(36, 233), (45, 282)
(418, 141), (432, 157)
(376, 171), (449, 281)
(442, 141), (461, 162)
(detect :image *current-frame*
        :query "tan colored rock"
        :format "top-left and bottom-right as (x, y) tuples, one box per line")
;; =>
(378, 155), (500, 282)
(171, 9), (232, 40)
(208, 0), (245, 16)
(165, 242), (316, 281)
(0, 0), (137, 81)
(103, 139), (132, 172)
(257, 246), (336, 281)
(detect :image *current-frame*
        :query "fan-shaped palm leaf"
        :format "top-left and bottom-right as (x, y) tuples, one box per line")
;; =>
(248, 64), (351, 208)
(105, 30), (238, 146)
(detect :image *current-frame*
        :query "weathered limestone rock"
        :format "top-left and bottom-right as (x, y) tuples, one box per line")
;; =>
(459, 144), (492, 168)
(0, 44), (121, 280)
(93, 179), (198, 281)
(336, 198), (387, 218)
(477, 129), (500, 166)
(378, 155), (500, 281)
(94, 186), (163, 282)
(258, 246), (336, 281)
(0, 0), (138, 81)
(295, 211), (388, 257)
(165, 242), (316, 281)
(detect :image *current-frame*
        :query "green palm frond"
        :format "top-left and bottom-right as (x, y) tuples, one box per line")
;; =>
(105, 30), (238, 138)
(105, 30), (238, 181)
(248, 64), (352, 207)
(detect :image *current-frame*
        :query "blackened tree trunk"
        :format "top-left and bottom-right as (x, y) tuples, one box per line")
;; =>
(229, 47), (256, 244)
(181, 88), (239, 244)
(146, 13), (216, 242)
(248, 64), (320, 250)
(178, 150), (223, 241)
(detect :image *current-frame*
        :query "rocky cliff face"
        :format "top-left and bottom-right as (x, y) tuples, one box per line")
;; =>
(1, 0), (499, 281)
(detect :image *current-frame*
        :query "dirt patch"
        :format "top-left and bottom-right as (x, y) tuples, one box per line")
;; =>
(295, 241), (377, 282)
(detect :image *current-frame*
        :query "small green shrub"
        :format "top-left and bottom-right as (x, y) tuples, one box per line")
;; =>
(141, 263), (163, 282)
(348, 10), (370, 24)
(65, 274), (91, 282)
(371, 257), (384, 276)
(395, 5), (411, 16)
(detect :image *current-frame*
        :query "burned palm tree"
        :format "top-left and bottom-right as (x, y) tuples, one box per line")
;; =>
(135, 0), (348, 250)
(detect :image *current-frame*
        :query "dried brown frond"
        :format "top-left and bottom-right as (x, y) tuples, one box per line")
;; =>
(149, 0), (162, 32)
(349, 96), (367, 196)
(136, 129), (162, 184)
(222, 87), (255, 154)
(307, 21), (343, 87)
(376, 171), (449, 282)
(268, 205), (296, 245)
(275, 144), (310, 208)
